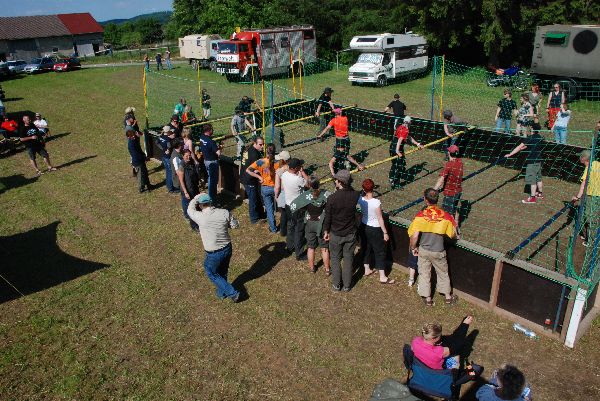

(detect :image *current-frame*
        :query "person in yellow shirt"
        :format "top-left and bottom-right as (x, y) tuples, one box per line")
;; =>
(572, 149), (600, 246)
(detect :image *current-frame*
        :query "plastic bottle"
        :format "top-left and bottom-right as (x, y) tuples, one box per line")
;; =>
(513, 323), (539, 339)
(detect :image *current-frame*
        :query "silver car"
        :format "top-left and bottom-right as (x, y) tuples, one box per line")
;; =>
(24, 57), (56, 74)
(7, 60), (27, 74)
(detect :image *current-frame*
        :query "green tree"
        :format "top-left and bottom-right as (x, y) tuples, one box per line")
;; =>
(103, 23), (122, 46)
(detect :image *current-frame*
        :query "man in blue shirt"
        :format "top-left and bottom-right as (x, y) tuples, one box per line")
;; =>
(199, 124), (221, 201)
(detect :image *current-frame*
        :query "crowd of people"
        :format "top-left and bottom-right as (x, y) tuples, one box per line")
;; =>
(121, 85), (600, 400)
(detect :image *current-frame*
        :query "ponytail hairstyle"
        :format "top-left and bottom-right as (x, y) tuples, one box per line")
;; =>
(266, 143), (276, 179)
(310, 178), (321, 198)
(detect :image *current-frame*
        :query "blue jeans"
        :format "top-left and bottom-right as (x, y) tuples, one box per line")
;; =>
(554, 126), (568, 144)
(162, 156), (175, 192)
(165, 58), (172, 69)
(181, 193), (199, 230)
(495, 118), (511, 134)
(203, 243), (238, 300)
(204, 160), (219, 201)
(246, 184), (261, 223)
(261, 185), (277, 232)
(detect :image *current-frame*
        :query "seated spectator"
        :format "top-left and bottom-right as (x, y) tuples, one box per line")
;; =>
(34, 113), (49, 137)
(411, 316), (474, 370)
(477, 364), (532, 401)
(1, 116), (18, 139)
(182, 104), (197, 125)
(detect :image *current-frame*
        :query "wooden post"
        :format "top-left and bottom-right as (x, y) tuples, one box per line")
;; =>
(489, 259), (504, 307)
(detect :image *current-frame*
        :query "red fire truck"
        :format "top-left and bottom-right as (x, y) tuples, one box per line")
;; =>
(216, 25), (317, 81)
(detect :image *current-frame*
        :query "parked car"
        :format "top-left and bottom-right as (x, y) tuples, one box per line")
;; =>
(0, 62), (9, 78)
(24, 57), (56, 74)
(7, 60), (27, 74)
(53, 58), (81, 72)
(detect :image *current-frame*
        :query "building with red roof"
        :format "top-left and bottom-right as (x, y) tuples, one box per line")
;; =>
(0, 13), (104, 61)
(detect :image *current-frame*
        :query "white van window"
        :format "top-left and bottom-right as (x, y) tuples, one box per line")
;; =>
(395, 47), (414, 60)
(357, 53), (383, 64)
(357, 38), (377, 42)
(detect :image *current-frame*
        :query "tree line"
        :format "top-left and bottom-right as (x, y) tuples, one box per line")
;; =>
(165, 0), (599, 66)
(103, 18), (165, 49)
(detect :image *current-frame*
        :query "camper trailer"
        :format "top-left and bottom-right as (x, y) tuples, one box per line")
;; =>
(179, 34), (224, 71)
(348, 33), (428, 87)
(530, 25), (600, 100)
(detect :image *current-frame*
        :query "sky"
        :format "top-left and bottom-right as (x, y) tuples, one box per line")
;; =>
(0, 0), (173, 22)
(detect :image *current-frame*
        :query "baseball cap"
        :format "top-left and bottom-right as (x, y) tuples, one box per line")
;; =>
(162, 125), (172, 134)
(447, 145), (459, 154)
(403, 116), (412, 123)
(333, 108), (342, 115)
(333, 169), (352, 185)
(275, 150), (291, 161)
(196, 193), (212, 204)
(324, 87), (333, 93)
(288, 158), (305, 169)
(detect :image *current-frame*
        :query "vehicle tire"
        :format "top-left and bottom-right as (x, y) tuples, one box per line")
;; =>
(209, 60), (217, 72)
(486, 75), (499, 87)
(376, 75), (387, 87)
(351, 81), (358, 86)
(557, 79), (578, 102)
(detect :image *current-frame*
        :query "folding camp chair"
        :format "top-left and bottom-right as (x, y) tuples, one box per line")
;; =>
(403, 344), (482, 401)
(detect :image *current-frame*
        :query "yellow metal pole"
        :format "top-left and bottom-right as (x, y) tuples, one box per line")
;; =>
(251, 57), (258, 101)
(298, 48), (303, 98)
(197, 62), (202, 115)
(290, 47), (297, 97)
(142, 66), (149, 154)
(261, 79), (266, 153)
(438, 54), (445, 121)
(320, 130), (465, 184)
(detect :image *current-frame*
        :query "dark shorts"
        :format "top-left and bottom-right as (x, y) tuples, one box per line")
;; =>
(525, 163), (542, 185)
(407, 250), (418, 270)
(27, 146), (49, 161)
(442, 192), (462, 215)
(305, 219), (328, 249)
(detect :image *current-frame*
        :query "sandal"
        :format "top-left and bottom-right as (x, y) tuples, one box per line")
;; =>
(445, 295), (459, 305)
(408, 278), (415, 287)
(325, 269), (331, 276)
(380, 278), (396, 285)
(364, 270), (375, 277)
(422, 297), (434, 307)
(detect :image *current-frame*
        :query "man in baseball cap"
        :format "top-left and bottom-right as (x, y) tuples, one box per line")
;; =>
(322, 169), (361, 292)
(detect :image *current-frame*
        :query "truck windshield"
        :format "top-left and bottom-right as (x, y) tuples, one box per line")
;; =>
(218, 43), (237, 54)
(356, 53), (383, 64)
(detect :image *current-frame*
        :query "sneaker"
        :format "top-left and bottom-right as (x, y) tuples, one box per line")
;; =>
(231, 293), (240, 303)
(583, 241), (590, 247)
(535, 192), (544, 199)
(408, 278), (415, 287)
(332, 284), (342, 291)
(342, 287), (351, 292)
(522, 196), (536, 204)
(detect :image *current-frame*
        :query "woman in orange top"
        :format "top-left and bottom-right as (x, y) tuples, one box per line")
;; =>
(246, 143), (281, 233)
(317, 108), (350, 155)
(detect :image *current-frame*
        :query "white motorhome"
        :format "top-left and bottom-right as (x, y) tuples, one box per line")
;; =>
(179, 34), (224, 71)
(348, 33), (428, 86)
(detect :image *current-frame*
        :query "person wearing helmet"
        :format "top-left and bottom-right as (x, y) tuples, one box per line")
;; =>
(389, 116), (423, 189)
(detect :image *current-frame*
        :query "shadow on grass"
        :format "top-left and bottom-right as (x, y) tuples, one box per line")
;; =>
(0, 173), (38, 195)
(56, 154), (96, 169)
(0, 221), (109, 303)
(231, 241), (288, 301)
(2, 97), (24, 102)
(45, 132), (71, 142)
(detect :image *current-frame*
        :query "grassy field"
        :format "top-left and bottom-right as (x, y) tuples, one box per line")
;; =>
(1, 66), (600, 400)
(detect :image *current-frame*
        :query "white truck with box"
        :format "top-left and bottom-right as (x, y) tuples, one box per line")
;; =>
(179, 34), (224, 71)
(348, 33), (428, 87)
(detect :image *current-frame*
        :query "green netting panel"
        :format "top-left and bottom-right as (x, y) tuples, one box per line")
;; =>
(143, 56), (599, 290)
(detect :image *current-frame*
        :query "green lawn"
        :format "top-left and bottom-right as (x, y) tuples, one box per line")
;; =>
(1, 66), (599, 400)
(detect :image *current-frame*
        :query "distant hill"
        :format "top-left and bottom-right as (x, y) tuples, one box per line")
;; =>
(100, 11), (172, 26)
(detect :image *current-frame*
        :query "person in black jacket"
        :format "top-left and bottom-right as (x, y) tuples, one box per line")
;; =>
(178, 149), (200, 231)
(323, 169), (360, 292)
